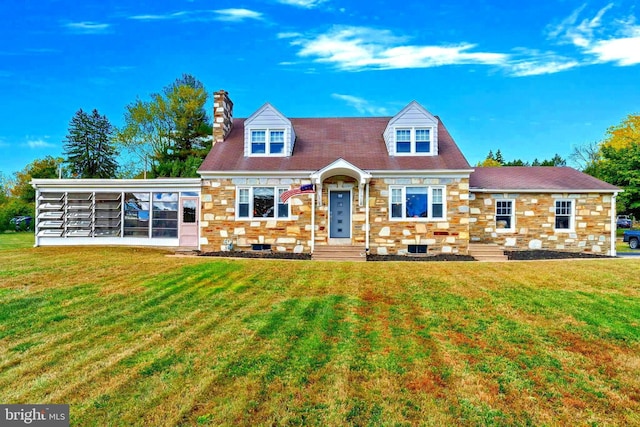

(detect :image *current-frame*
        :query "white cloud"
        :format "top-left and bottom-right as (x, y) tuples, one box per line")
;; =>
(587, 32), (640, 65)
(129, 9), (263, 23)
(331, 94), (390, 116)
(548, 5), (640, 66)
(277, 0), (327, 9)
(291, 27), (509, 71)
(277, 32), (303, 39)
(64, 21), (111, 34)
(25, 139), (55, 149)
(293, 26), (508, 71)
(214, 8), (263, 22)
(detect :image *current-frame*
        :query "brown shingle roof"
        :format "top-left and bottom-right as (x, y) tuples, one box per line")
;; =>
(470, 167), (619, 192)
(199, 117), (471, 173)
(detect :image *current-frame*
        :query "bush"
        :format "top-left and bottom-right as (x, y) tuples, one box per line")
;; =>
(0, 199), (34, 232)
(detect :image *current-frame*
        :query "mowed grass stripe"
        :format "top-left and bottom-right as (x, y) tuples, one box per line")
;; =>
(70, 265), (305, 425)
(1, 262), (245, 402)
(0, 235), (639, 426)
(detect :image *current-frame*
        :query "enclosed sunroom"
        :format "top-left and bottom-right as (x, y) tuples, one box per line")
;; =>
(31, 179), (201, 248)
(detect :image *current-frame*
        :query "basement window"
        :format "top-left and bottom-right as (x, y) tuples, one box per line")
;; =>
(251, 244), (272, 251)
(408, 244), (428, 254)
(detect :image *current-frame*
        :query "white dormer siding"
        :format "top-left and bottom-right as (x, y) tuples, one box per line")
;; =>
(244, 103), (295, 157)
(383, 101), (439, 156)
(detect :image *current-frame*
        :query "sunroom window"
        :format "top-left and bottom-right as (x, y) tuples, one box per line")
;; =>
(390, 186), (446, 220)
(237, 187), (289, 219)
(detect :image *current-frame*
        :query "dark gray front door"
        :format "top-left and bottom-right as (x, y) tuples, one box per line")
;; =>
(329, 191), (350, 238)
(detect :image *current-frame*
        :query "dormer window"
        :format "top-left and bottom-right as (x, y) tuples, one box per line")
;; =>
(395, 127), (432, 155)
(244, 103), (295, 157)
(251, 129), (285, 155)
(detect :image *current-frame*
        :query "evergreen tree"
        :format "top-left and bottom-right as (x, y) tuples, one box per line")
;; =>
(63, 109), (118, 178)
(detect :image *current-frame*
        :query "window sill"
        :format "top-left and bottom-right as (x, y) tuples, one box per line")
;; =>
(236, 217), (291, 221)
(393, 152), (435, 157)
(388, 218), (447, 222)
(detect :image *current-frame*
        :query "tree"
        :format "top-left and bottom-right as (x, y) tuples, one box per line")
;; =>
(538, 154), (566, 167)
(63, 109), (118, 178)
(115, 74), (212, 177)
(478, 149), (563, 167)
(597, 142), (640, 216)
(11, 156), (63, 203)
(602, 113), (640, 150)
(569, 141), (601, 174)
(578, 114), (640, 215)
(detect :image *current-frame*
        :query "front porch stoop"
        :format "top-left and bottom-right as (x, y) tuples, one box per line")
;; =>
(312, 245), (367, 262)
(468, 243), (509, 262)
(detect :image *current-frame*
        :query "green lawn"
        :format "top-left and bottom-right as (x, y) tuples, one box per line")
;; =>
(0, 231), (34, 250)
(0, 235), (639, 426)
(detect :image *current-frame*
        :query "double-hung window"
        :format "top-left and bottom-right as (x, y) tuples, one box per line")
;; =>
(237, 187), (289, 219)
(250, 129), (285, 155)
(390, 186), (445, 220)
(395, 128), (432, 154)
(495, 200), (514, 231)
(555, 200), (573, 231)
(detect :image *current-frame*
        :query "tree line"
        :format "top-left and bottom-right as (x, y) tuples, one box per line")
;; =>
(0, 74), (212, 231)
(476, 113), (640, 217)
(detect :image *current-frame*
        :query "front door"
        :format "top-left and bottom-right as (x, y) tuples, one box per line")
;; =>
(329, 191), (351, 238)
(179, 197), (199, 247)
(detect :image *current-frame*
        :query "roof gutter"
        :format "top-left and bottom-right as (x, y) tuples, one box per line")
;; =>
(470, 188), (621, 194)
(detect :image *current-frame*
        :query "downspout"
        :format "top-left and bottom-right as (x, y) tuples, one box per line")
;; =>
(311, 191), (315, 254)
(611, 191), (618, 257)
(365, 180), (370, 253)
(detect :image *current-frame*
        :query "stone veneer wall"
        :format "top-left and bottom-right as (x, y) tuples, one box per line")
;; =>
(200, 178), (314, 253)
(468, 192), (614, 254)
(368, 177), (470, 255)
(200, 175), (471, 255)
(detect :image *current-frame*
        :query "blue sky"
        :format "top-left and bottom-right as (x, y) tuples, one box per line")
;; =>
(1, 0), (639, 176)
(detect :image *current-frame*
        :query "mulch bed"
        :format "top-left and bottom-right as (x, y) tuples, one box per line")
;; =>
(504, 250), (613, 260)
(199, 251), (312, 260)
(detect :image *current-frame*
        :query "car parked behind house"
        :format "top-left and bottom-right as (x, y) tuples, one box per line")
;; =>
(617, 215), (632, 228)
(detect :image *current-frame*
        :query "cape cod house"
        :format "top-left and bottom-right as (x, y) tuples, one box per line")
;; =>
(31, 90), (620, 257)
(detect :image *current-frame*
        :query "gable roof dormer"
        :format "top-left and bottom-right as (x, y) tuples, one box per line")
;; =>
(244, 103), (295, 157)
(384, 101), (439, 156)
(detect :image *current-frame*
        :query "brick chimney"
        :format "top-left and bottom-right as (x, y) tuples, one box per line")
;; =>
(213, 90), (233, 143)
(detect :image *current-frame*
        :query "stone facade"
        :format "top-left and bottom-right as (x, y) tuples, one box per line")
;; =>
(200, 178), (313, 253)
(200, 175), (471, 255)
(368, 177), (470, 255)
(469, 192), (614, 255)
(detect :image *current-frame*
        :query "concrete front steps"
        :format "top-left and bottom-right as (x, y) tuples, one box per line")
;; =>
(312, 245), (367, 262)
(468, 243), (508, 262)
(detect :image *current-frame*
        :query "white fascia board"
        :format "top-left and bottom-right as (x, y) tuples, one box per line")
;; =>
(199, 171), (313, 179)
(470, 188), (621, 194)
(201, 169), (474, 179)
(31, 178), (202, 192)
(370, 169), (474, 178)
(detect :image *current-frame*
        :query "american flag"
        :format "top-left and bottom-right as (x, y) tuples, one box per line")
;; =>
(279, 184), (315, 203)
